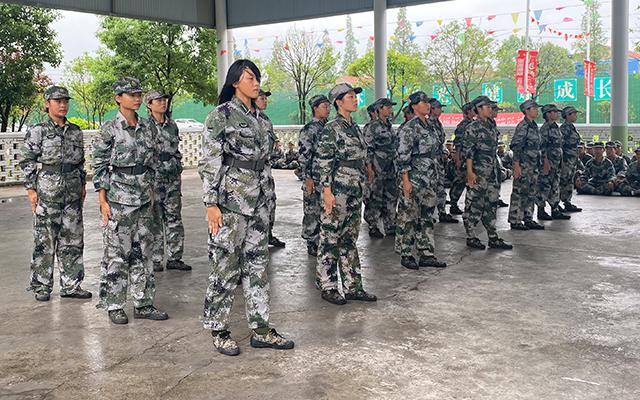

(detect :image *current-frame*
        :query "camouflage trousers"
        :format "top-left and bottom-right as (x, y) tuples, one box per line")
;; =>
(559, 158), (578, 203)
(577, 182), (613, 195)
(616, 180), (639, 196)
(152, 176), (185, 265)
(536, 162), (561, 209)
(363, 172), (398, 234)
(203, 204), (270, 330)
(436, 163), (447, 214)
(97, 201), (155, 311)
(267, 178), (277, 234)
(395, 186), (437, 258)
(301, 183), (321, 247)
(317, 192), (365, 293)
(449, 165), (467, 207)
(463, 177), (499, 241)
(508, 162), (538, 223)
(29, 198), (85, 295)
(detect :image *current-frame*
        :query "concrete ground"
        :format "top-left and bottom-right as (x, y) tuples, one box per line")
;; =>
(0, 169), (639, 400)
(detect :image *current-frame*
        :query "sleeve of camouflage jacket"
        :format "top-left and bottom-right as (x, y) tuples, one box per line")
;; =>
(297, 123), (314, 180)
(363, 122), (375, 162)
(18, 125), (42, 190)
(396, 122), (414, 173)
(316, 124), (337, 188)
(510, 122), (527, 162)
(539, 123), (551, 160)
(91, 123), (113, 192)
(462, 123), (478, 164)
(198, 109), (226, 207)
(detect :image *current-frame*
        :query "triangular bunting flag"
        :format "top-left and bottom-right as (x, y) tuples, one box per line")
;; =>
(511, 12), (520, 25)
(416, 21), (424, 27)
(533, 10), (543, 21)
(512, 27), (522, 33)
(465, 17), (472, 27)
(538, 24), (547, 33)
(487, 15), (496, 21)
(437, 19), (443, 26)
(219, 49), (228, 56)
(430, 34), (438, 40)
(562, 17), (574, 22)
(369, 35), (375, 41)
(409, 34), (417, 42)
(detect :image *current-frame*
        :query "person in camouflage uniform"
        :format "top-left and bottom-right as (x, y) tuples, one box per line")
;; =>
(428, 98), (458, 223)
(615, 141), (632, 165)
(144, 91), (191, 273)
(363, 98), (399, 238)
(605, 141), (628, 176)
(198, 60), (294, 356)
(92, 77), (168, 325)
(395, 91), (447, 270)
(316, 83), (377, 305)
(576, 142), (616, 195)
(508, 100), (545, 231)
(449, 102), (476, 215)
(256, 89), (286, 248)
(616, 147), (640, 196)
(462, 96), (512, 250)
(558, 106), (583, 212)
(19, 86), (91, 302)
(535, 104), (571, 221)
(298, 94), (331, 256)
(577, 142), (593, 174)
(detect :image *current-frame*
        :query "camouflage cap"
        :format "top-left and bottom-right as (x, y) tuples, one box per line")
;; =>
(578, 142), (586, 148)
(112, 77), (143, 95)
(143, 90), (169, 104)
(519, 99), (539, 112)
(374, 98), (397, 110)
(428, 98), (446, 109)
(473, 95), (496, 108)
(445, 139), (453, 144)
(561, 106), (581, 118)
(328, 83), (362, 104)
(605, 141), (616, 148)
(592, 141), (605, 148)
(258, 89), (272, 97)
(408, 91), (430, 105)
(461, 102), (475, 113)
(492, 103), (504, 111)
(44, 86), (71, 101)
(541, 104), (560, 114)
(498, 140), (506, 146)
(586, 141), (594, 148)
(309, 94), (329, 108)
(366, 104), (376, 114)
(614, 140), (622, 148)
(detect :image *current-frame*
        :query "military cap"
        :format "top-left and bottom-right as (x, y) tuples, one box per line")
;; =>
(461, 102), (475, 113)
(586, 141), (594, 148)
(328, 83), (362, 104)
(143, 90), (169, 104)
(258, 89), (272, 97)
(473, 95), (496, 108)
(592, 141), (605, 148)
(541, 104), (560, 114)
(374, 98), (397, 110)
(112, 77), (143, 95)
(309, 94), (329, 108)
(519, 99), (539, 112)
(402, 105), (413, 114)
(445, 139), (453, 145)
(498, 141), (506, 146)
(366, 104), (376, 114)
(561, 106), (581, 118)
(428, 98), (446, 109)
(614, 140), (622, 148)
(44, 86), (71, 101)
(577, 142), (586, 148)
(408, 91), (430, 105)
(605, 141), (616, 148)
(492, 103), (504, 111)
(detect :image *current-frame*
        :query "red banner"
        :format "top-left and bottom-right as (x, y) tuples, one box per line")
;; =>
(515, 49), (527, 94)
(439, 113), (523, 126)
(584, 60), (596, 97)
(516, 50), (539, 95)
(527, 50), (539, 94)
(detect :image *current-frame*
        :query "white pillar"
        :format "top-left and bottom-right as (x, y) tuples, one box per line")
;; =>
(611, 0), (629, 149)
(215, 0), (229, 94)
(227, 28), (235, 66)
(374, 0), (387, 100)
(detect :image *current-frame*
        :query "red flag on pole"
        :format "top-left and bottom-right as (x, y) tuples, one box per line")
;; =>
(527, 50), (539, 94)
(515, 49), (527, 94)
(584, 60), (596, 97)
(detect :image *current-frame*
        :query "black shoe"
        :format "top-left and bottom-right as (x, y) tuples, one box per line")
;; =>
(134, 305), (169, 320)
(345, 290), (377, 302)
(419, 255), (447, 268)
(510, 222), (529, 231)
(307, 243), (318, 256)
(439, 213), (459, 223)
(551, 210), (571, 220)
(269, 236), (286, 247)
(166, 260), (192, 271)
(250, 328), (295, 350)
(488, 238), (513, 250)
(563, 202), (582, 212)
(321, 289), (347, 305)
(497, 199), (509, 208)
(109, 309), (128, 325)
(466, 237), (486, 250)
(449, 204), (464, 215)
(153, 263), (164, 272)
(556, 204), (565, 212)
(35, 291), (50, 302)
(369, 227), (384, 239)
(401, 256), (418, 270)
(537, 210), (553, 221)
(60, 287), (92, 299)
(524, 220), (545, 230)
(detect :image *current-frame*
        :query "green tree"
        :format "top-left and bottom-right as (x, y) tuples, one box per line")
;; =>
(269, 29), (338, 124)
(424, 21), (494, 108)
(97, 17), (218, 113)
(390, 7), (418, 55)
(494, 35), (525, 79)
(0, 5), (61, 132)
(342, 16), (358, 73)
(573, 0), (609, 70)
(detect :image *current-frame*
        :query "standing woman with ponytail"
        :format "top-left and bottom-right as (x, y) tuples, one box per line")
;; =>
(198, 59), (294, 356)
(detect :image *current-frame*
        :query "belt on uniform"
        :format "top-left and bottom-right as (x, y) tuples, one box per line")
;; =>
(112, 165), (150, 175)
(222, 154), (266, 171)
(337, 159), (364, 169)
(40, 163), (81, 173)
(158, 152), (174, 162)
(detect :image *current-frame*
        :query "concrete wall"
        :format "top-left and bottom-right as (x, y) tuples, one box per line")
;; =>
(2, 124), (639, 185)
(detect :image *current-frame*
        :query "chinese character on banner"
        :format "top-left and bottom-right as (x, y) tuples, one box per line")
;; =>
(527, 50), (539, 95)
(554, 79), (578, 102)
(515, 49), (527, 94)
(584, 60), (596, 97)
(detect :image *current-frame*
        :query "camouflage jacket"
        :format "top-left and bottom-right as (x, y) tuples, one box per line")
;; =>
(149, 116), (183, 179)
(578, 153), (593, 172)
(607, 155), (628, 176)
(92, 112), (158, 207)
(317, 113), (367, 197)
(298, 117), (326, 181)
(510, 117), (541, 167)
(198, 96), (273, 216)
(453, 117), (474, 156)
(365, 118), (397, 174)
(500, 151), (514, 170)
(428, 116), (446, 157)
(580, 157), (615, 185)
(19, 118), (86, 204)
(560, 121), (581, 161)
(623, 161), (640, 186)
(284, 149), (297, 163)
(397, 116), (439, 189)
(463, 117), (499, 182)
(539, 120), (563, 166)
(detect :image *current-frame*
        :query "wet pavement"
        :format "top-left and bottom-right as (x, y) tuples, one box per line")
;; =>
(0, 169), (639, 400)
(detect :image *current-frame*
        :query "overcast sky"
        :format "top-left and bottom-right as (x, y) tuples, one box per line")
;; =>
(45, 0), (640, 83)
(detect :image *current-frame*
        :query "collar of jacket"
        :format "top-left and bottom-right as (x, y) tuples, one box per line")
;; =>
(46, 117), (70, 130)
(336, 113), (355, 129)
(523, 117), (538, 128)
(116, 111), (146, 130)
(231, 95), (259, 117)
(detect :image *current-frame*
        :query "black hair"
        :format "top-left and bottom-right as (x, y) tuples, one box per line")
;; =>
(218, 59), (261, 105)
(542, 112), (550, 121)
(333, 92), (347, 111)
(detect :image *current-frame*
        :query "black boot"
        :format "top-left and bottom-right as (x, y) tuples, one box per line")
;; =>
(497, 199), (509, 208)
(551, 209), (571, 220)
(439, 213), (459, 223)
(418, 255), (447, 268)
(510, 222), (529, 231)
(401, 256), (418, 270)
(524, 219), (545, 230)
(268, 235), (286, 247)
(166, 260), (192, 271)
(488, 237), (513, 250)
(307, 242), (318, 256)
(369, 226), (384, 239)
(563, 202), (582, 212)
(466, 237), (486, 250)
(449, 204), (464, 215)
(537, 209), (553, 221)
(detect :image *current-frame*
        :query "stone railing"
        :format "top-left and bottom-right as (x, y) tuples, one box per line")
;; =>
(2, 124), (639, 185)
